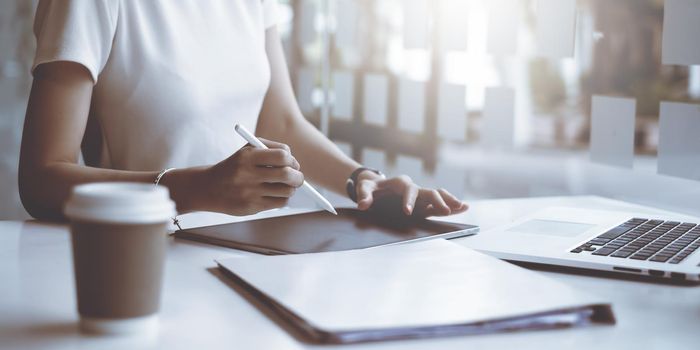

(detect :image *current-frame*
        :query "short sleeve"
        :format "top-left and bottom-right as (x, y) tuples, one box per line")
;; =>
(262, 0), (279, 29)
(32, 0), (118, 84)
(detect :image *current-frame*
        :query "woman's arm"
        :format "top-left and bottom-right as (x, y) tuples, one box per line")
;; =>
(255, 29), (359, 195)
(19, 62), (161, 220)
(20, 62), (303, 221)
(256, 28), (468, 217)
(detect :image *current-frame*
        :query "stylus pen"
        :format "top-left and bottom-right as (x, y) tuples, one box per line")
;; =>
(234, 124), (338, 215)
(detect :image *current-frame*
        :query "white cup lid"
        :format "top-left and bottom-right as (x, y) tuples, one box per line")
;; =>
(64, 182), (176, 224)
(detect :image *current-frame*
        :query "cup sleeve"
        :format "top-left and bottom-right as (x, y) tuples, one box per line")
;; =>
(31, 0), (118, 84)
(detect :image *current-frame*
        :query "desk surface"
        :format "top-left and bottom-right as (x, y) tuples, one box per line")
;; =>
(1, 196), (699, 350)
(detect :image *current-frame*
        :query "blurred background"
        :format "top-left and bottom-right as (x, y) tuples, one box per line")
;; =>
(1, 0), (699, 220)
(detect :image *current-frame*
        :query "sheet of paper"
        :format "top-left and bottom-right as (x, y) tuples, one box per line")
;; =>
(332, 70), (354, 120)
(398, 78), (426, 133)
(403, 0), (429, 49)
(535, 0), (576, 59)
(437, 83), (467, 142)
(487, 0), (519, 56)
(658, 102), (700, 181)
(335, 0), (358, 49)
(299, 1), (317, 46)
(481, 87), (515, 149)
(589, 95), (636, 168)
(363, 74), (389, 126)
(296, 66), (316, 115)
(362, 148), (387, 172)
(439, 0), (469, 51)
(662, 0), (700, 65)
(172, 208), (320, 232)
(217, 239), (611, 334)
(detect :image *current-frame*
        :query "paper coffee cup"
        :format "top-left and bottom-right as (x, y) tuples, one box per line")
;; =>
(64, 182), (176, 335)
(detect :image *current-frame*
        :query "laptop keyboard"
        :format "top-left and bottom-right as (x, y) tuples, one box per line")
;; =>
(570, 218), (700, 264)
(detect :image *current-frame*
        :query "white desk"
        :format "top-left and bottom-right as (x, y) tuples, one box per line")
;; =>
(1, 196), (699, 350)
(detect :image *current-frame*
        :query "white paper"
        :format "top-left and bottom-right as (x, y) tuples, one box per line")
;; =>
(362, 148), (387, 171)
(332, 71), (354, 120)
(403, 0), (430, 49)
(173, 208), (320, 232)
(535, 0), (576, 59)
(217, 239), (609, 333)
(658, 102), (700, 180)
(398, 78), (426, 133)
(487, 0), (519, 56)
(296, 66), (316, 115)
(437, 83), (467, 142)
(363, 74), (389, 126)
(439, 0), (469, 51)
(335, 0), (358, 49)
(299, 1), (317, 46)
(589, 95), (636, 168)
(481, 87), (515, 149)
(662, 0), (700, 65)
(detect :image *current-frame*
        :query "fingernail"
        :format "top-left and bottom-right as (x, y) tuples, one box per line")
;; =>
(406, 204), (413, 214)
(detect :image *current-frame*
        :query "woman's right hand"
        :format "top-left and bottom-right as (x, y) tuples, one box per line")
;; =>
(172, 138), (304, 216)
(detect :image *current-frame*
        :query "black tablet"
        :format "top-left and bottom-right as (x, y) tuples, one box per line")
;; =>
(173, 208), (478, 255)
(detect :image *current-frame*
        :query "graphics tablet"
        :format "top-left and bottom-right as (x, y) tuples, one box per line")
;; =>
(173, 208), (478, 255)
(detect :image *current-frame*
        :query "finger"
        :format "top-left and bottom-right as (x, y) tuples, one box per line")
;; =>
(416, 189), (451, 217)
(375, 176), (416, 214)
(249, 148), (300, 170)
(356, 179), (376, 211)
(260, 183), (297, 198)
(437, 188), (467, 212)
(257, 167), (304, 187)
(419, 205), (442, 217)
(452, 202), (469, 214)
(402, 184), (419, 215)
(231, 144), (256, 162)
(258, 196), (289, 211)
(257, 137), (291, 152)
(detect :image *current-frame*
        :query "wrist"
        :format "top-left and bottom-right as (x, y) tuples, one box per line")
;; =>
(159, 166), (206, 213)
(345, 167), (384, 202)
(357, 169), (384, 183)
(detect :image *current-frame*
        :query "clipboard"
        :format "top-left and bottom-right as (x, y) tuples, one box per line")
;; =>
(173, 208), (478, 254)
(216, 239), (615, 344)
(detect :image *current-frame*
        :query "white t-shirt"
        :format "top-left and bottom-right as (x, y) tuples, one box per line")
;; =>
(32, 0), (278, 171)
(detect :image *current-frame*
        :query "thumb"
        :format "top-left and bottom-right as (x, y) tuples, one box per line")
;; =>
(356, 180), (376, 211)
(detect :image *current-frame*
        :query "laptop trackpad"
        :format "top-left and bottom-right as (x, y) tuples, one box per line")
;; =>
(507, 219), (596, 237)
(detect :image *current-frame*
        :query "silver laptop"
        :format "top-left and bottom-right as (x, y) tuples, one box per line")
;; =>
(463, 207), (700, 282)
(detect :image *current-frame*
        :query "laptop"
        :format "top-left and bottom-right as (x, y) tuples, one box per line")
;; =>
(462, 207), (700, 282)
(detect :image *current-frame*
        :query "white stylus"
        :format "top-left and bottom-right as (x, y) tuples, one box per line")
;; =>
(234, 124), (338, 215)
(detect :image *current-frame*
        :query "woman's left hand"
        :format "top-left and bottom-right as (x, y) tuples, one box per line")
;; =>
(353, 171), (468, 217)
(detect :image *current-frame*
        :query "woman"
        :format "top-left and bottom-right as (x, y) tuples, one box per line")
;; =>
(19, 0), (468, 221)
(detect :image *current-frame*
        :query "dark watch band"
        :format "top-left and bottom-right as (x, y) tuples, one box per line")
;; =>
(345, 167), (384, 203)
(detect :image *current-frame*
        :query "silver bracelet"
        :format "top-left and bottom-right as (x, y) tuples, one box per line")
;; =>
(154, 167), (176, 186)
(154, 168), (182, 231)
